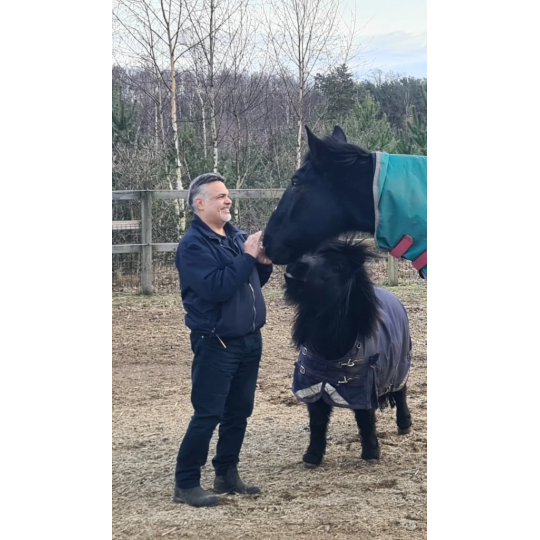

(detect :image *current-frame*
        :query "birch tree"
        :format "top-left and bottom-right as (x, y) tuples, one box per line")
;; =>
(223, 3), (269, 191)
(113, 0), (200, 230)
(263, 0), (365, 167)
(186, 0), (248, 172)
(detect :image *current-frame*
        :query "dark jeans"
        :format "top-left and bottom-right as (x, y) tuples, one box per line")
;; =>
(175, 330), (262, 488)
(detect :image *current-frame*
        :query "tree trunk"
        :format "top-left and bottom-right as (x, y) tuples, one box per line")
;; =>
(169, 45), (185, 232)
(154, 85), (159, 150)
(296, 75), (304, 168)
(234, 111), (241, 222)
(197, 90), (208, 159)
(209, 70), (218, 173)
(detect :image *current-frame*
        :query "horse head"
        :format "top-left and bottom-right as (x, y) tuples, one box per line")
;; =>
(284, 238), (382, 353)
(263, 125), (375, 265)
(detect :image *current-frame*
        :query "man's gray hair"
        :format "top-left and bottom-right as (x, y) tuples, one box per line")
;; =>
(187, 172), (226, 211)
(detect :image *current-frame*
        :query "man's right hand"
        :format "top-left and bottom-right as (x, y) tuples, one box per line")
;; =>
(244, 231), (263, 258)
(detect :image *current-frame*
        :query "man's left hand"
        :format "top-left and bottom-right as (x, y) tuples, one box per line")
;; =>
(256, 247), (272, 265)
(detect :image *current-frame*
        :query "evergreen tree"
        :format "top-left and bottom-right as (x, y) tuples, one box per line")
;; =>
(314, 64), (356, 123)
(361, 75), (427, 132)
(395, 84), (427, 155)
(112, 82), (138, 145)
(341, 93), (396, 152)
(409, 84), (427, 154)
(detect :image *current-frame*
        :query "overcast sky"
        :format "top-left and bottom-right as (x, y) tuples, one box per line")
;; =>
(343, 0), (427, 78)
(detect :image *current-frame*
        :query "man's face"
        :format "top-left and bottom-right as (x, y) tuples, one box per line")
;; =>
(196, 181), (232, 224)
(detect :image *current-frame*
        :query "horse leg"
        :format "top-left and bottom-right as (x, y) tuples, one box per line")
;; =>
(354, 408), (380, 462)
(303, 399), (333, 468)
(392, 384), (412, 435)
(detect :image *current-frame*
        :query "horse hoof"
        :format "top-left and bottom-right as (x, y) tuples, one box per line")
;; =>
(398, 426), (411, 435)
(303, 461), (319, 469)
(363, 458), (379, 464)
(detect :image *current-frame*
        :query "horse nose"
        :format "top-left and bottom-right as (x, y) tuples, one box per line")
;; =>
(287, 260), (309, 278)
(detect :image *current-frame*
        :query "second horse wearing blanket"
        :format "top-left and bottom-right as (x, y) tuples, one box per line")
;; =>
(284, 239), (413, 468)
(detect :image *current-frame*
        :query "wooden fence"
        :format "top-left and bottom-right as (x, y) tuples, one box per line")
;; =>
(112, 188), (406, 295)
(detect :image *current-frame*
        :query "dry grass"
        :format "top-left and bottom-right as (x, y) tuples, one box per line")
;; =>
(112, 278), (427, 539)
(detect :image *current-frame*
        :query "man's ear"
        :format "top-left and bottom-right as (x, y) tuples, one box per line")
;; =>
(194, 197), (205, 212)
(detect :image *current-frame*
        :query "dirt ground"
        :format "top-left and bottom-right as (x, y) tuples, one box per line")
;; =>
(112, 278), (427, 539)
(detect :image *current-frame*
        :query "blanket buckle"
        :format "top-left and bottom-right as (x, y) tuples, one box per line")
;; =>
(338, 358), (356, 367)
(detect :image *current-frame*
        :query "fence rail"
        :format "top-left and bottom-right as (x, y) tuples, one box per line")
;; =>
(112, 188), (286, 201)
(112, 243), (178, 254)
(113, 188), (286, 294)
(112, 188), (419, 295)
(112, 220), (140, 230)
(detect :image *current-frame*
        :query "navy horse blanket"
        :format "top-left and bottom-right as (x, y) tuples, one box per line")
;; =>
(292, 288), (411, 409)
(373, 152), (427, 277)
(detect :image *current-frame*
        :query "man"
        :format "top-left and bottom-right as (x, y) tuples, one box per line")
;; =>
(173, 173), (273, 508)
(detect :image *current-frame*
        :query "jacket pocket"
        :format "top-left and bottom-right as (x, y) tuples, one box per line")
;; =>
(215, 283), (252, 337)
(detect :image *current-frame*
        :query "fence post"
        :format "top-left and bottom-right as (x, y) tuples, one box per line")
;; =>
(387, 255), (398, 286)
(141, 183), (153, 295)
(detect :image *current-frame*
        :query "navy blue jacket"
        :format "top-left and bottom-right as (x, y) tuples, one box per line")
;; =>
(175, 215), (273, 338)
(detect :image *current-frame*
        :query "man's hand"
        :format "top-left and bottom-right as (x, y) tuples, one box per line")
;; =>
(244, 231), (272, 264)
(244, 231), (263, 258)
(256, 246), (272, 265)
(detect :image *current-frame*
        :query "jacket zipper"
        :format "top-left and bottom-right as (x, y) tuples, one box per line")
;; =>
(212, 233), (256, 335)
(234, 234), (256, 332)
(248, 283), (256, 332)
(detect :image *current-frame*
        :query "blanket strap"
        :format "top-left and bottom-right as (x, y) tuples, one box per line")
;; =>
(390, 235), (427, 273)
(389, 235), (413, 258)
(412, 251), (427, 271)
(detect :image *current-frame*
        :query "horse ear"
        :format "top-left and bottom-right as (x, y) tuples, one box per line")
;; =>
(332, 125), (347, 143)
(305, 125), (331, 167)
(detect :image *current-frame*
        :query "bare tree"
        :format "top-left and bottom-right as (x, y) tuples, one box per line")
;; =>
(186, 0), (248, 172)
(113, 0), (201, 231)
(263, 0), (366, 167)
(223, 3), (270, 192)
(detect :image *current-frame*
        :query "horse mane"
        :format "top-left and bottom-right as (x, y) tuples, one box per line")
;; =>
(289, 238), (383, 359)
(317, 236), (379, 267)
(303, 135), (371, 168)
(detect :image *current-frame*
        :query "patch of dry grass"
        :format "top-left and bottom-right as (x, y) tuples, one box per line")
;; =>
(112, 280), (427, 539)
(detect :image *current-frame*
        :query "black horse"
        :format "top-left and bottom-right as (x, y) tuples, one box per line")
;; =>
(263, 125), (427, 276)
(284, 239), (412, 468)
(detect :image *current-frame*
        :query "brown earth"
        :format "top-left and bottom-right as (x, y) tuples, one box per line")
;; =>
(112, 280), (427, 539)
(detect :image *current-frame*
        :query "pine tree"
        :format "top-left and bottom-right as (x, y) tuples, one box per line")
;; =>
(410, 84), (427, 154)
(396, 84), (427, 155)
(314, 64), (356, 123)
(341, 93), (396, 152)
(112, 83), (138, 144)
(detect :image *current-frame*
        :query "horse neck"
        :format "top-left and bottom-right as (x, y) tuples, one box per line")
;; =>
(294, 305), (358, 359)
(341, 157), (376, 235)
(293, 275), (380, 359)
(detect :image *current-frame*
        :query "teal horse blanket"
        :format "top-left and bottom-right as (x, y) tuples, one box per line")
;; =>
(373, 152), (427, 276)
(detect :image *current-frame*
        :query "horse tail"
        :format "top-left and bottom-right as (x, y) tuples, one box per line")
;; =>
(378, 393), (397, 410)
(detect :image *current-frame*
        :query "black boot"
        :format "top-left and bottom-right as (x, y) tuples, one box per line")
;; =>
(213, 465), (260, 495)
(173, 486), (219, 507)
